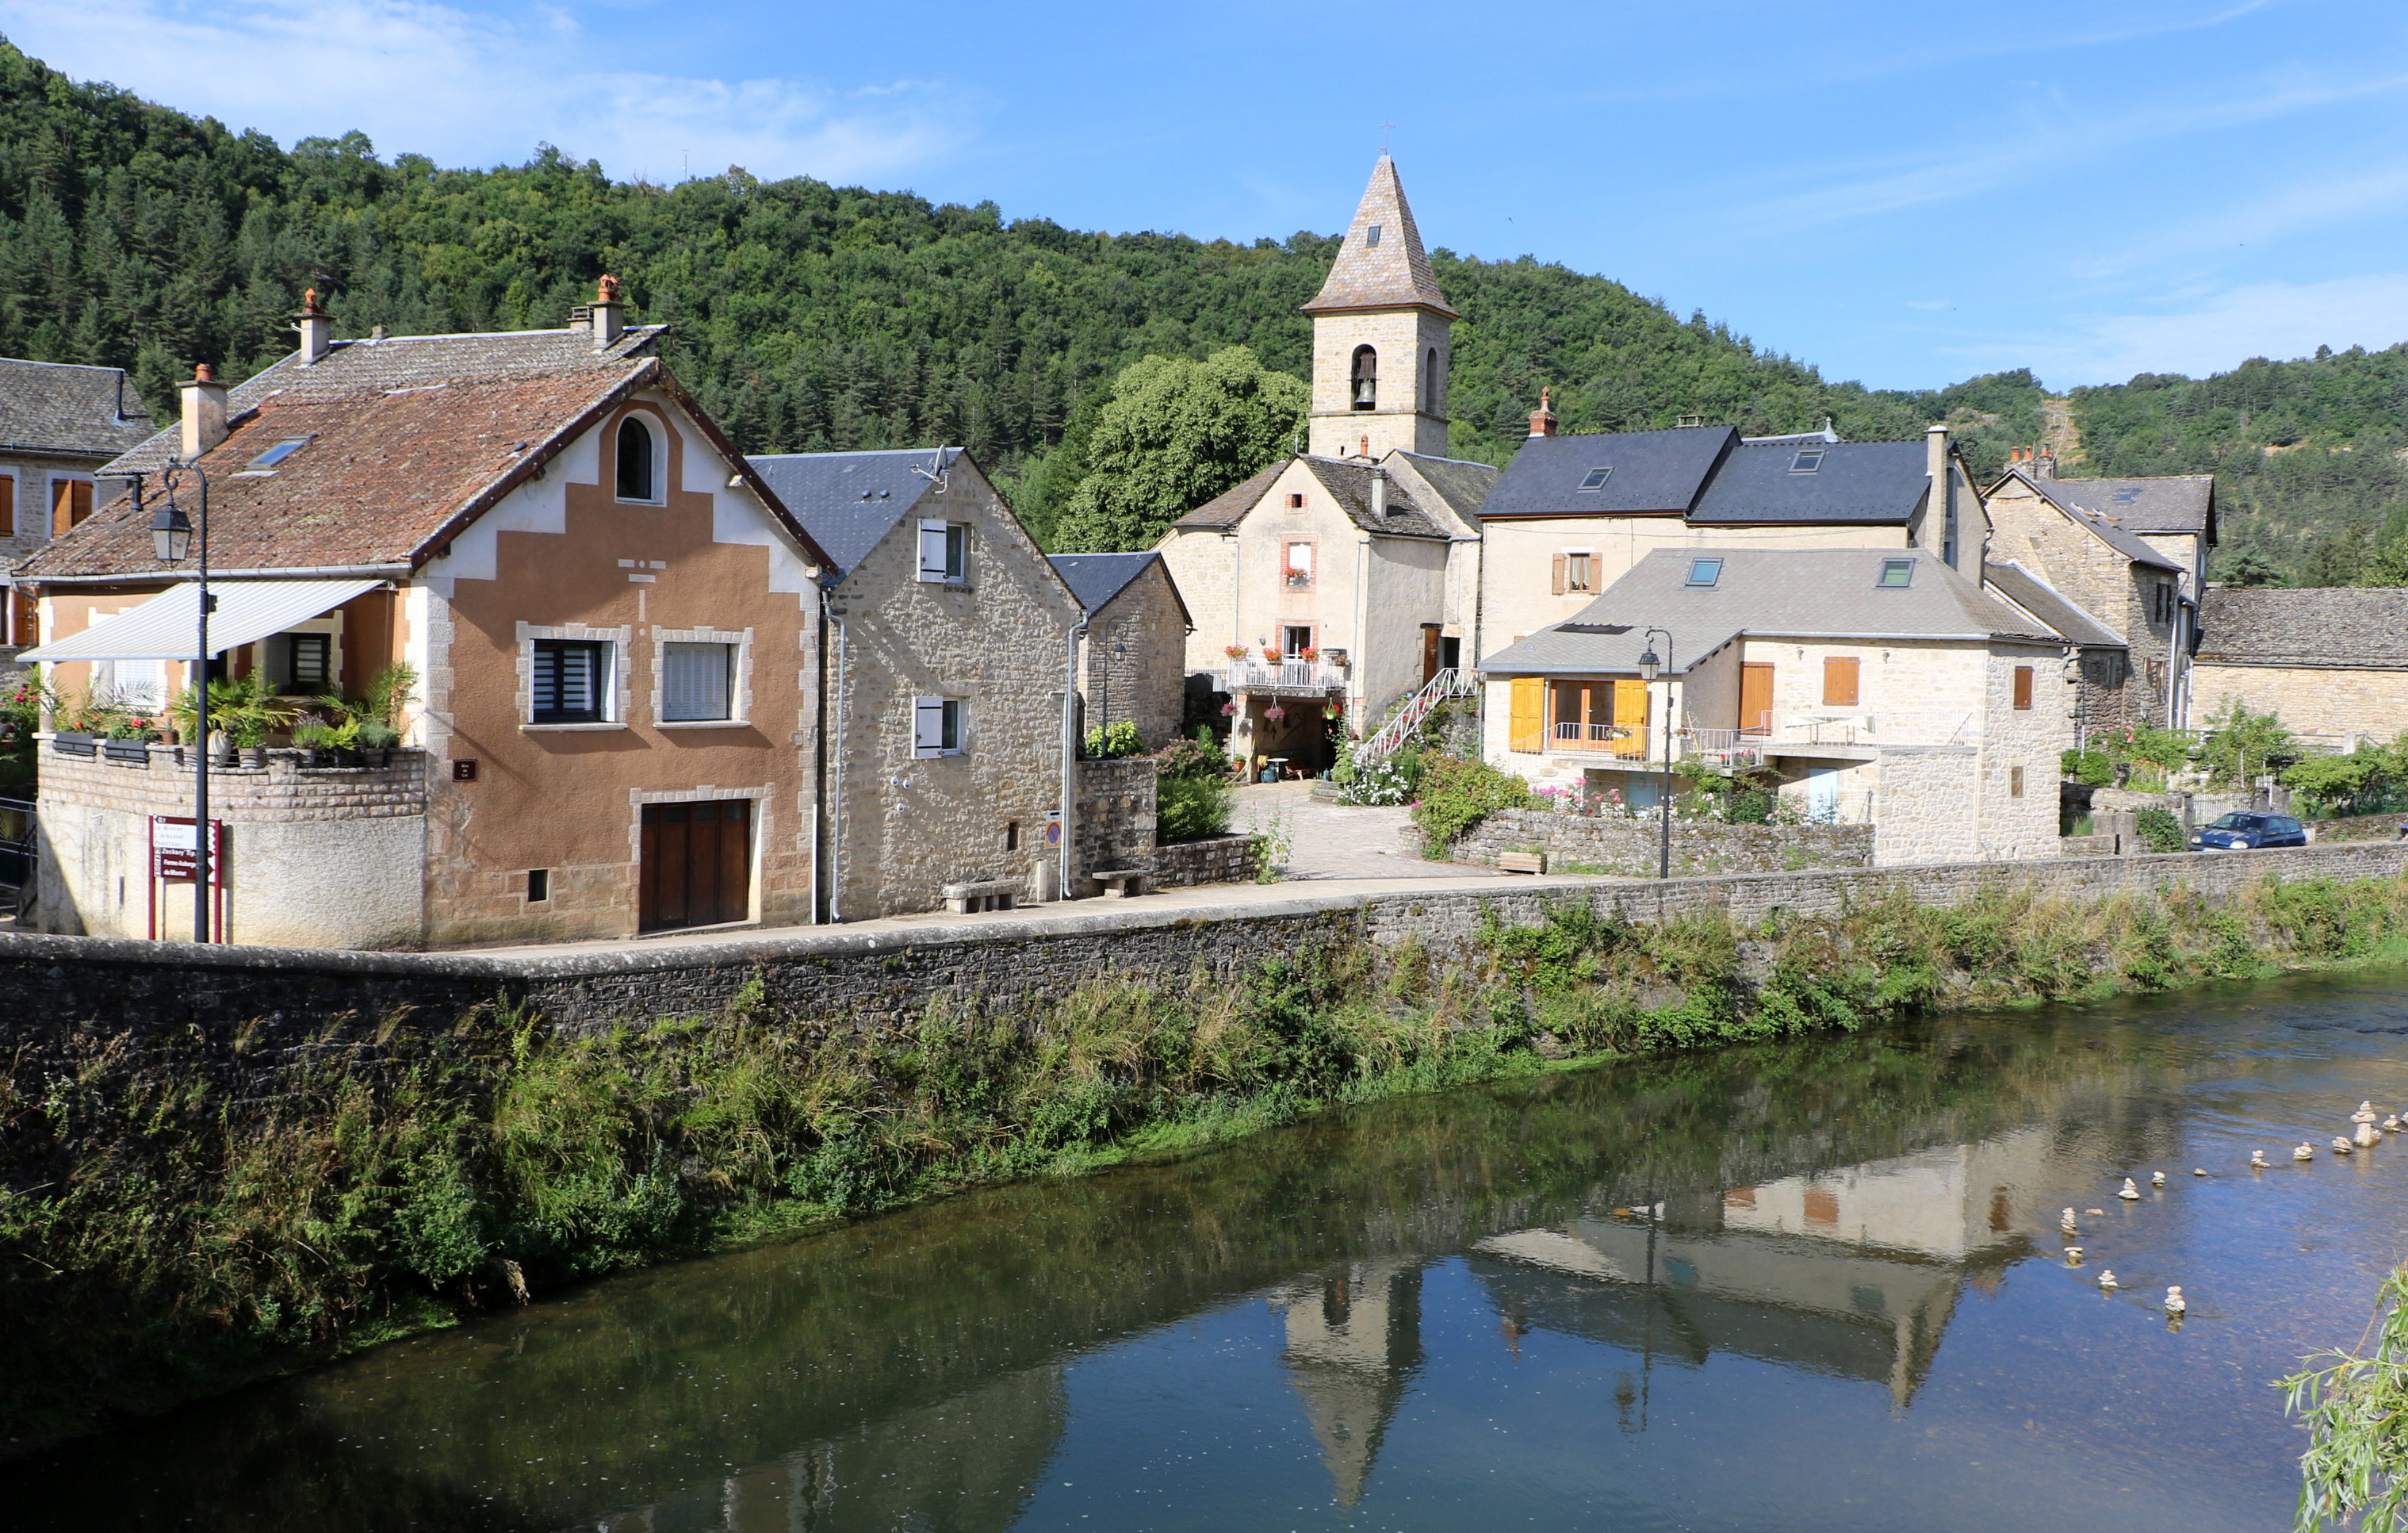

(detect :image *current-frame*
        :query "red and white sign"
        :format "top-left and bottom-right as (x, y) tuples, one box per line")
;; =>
(151, 816), (227, 885)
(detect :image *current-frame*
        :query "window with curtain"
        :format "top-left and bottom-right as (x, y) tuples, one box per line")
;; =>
(533, 639), (610, 722)
(663, 642), (735, 722)
(1284, 542), (1315, 588)
(615, 418), (654, 500)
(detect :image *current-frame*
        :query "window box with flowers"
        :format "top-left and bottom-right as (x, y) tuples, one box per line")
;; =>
(1223, 645), (1250, 661)
(1299, 647), (1319, 664)
(1261, 646), (1283, 663)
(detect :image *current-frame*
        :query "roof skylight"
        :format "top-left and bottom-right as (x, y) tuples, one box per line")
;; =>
(1686, 557), (1723, 588)
(234, 436), (314, 476)
(1577, 467), (1613, 491)
(1789, 449), (1825, 473)
(1365, 224), (1383, 247)
(1878, 558), (1915, 588)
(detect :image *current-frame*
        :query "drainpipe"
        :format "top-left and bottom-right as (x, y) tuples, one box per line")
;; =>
(817, 586), (847, 923)
(2165, 595), (2186, 730)
(1061, 616), (1090, 899)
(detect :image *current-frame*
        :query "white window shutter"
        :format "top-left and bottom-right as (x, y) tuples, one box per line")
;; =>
(914, 696), (945, 754)
(917, 520), (950, 582)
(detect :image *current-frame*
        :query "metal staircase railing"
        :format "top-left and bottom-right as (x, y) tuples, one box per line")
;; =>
(1356, 667), (1479, 765)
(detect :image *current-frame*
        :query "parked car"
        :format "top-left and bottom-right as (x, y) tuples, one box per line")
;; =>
(2188, 812), (2307, 850)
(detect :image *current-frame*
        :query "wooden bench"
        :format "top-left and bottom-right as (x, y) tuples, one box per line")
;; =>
(1089, 867), (1149, 899)
(940, 879), (1020, 914)
(1498, 850), (1548, 875)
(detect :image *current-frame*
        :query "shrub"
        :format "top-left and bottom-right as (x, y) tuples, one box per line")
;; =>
(1725, 790), (1773, 824)
(1084, 720), (1142, 759)
(2135, 807), (2186, 853)
(1158, 772), (1233, 842)
(1410, 753), (1531, 857)
(1340, 755), (1414, 806)
(1154, 730), (1224, 780)
(2061, 747), (2116, 786)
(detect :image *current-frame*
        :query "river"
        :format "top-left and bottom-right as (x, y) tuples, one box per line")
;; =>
(17, 969), (2408, 1531)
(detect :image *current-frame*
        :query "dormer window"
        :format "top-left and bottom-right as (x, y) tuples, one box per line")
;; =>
(1878, 558), (1915, 588)
(615, 416), (655, 500)
(1365, 224), (1383, 247)
(1790, 449), (1825, 473)
(1578, 467), (1613, 491)
(1685, 557), (1723, 588)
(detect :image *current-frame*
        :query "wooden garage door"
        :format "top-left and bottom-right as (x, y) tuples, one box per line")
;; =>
(639, 800), (751, 933)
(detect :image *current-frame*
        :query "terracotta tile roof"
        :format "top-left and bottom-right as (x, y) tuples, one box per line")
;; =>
(2198, 587), (2408, 669)
(1172, 462), (1284, 530)
(0, 358), (155, 460)
(20, 330), (831, 581)
(1302, 155), (1457, 318)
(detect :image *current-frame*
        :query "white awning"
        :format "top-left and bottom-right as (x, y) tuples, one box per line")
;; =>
(20, 578), (383, 661)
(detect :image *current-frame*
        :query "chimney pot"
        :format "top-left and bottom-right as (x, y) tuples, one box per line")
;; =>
(180, 366), (228, 461)
(1528, 385), (1557, 439)
(297, 286), (333, 366)
(591, 273), (624, 350)
(1371, 470), (1388, 519)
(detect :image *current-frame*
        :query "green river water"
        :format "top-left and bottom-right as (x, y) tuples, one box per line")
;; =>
(17, 968), (2408, 1531)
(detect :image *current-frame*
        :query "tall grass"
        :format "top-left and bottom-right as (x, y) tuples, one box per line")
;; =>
(6, 870), (2408, 1443)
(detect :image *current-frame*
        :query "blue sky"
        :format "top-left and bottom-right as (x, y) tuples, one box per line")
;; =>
(11, 0), (2408, 392)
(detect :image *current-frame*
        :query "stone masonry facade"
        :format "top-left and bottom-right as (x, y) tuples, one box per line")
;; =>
(1441, 807), (1872, 877)
(2190, 662), (2408, 742)
(1082, 562), (1189, 749)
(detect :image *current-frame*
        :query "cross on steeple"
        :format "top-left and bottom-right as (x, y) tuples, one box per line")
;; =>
(1380, 121), (1394, 154)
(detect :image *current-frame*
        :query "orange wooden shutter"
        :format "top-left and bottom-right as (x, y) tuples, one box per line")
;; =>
(52, 479), (73, 536)
(1822, 657), (1859, 707)
(1613, 678), (1648, 757)
(69, 481), (91, 526)
(1550, 553), (1566, 595)
(1740, 662), (1774, 733)
(0, 476), (13, 536)
(1509, 676), (1543, 751)
(2012, 665), (2034, 711)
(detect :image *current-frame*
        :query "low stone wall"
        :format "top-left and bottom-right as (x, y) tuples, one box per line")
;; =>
(2310, 812), (2406, 845)
(1150, 833), (1258, 887)
(6, 839), (2403, 1044)
(1436, 808), (1872, 878)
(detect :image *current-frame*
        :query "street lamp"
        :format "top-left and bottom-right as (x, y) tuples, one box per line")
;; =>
(1638, 628), (1674, 880)
(156, 458), (213, 943)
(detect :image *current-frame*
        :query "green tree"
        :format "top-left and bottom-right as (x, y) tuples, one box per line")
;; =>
(2195, 696), (2294, 788)
(1051, 347), (1306, 552)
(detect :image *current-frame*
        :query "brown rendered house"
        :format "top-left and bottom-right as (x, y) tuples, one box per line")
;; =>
(17, 286), (840, 947)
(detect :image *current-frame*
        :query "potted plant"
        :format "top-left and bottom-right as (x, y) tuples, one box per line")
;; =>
(1264, 703), (1287, 723)
(356, 720), (400, 767)
(1262, 646), (1282, 663)
(1300, 647), (1319, 664)
(291, 716), (337, 766)
(1223, 644), (1250, 661)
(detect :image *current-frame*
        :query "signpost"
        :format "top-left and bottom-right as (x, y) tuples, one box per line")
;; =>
(148, 815), (227, 941)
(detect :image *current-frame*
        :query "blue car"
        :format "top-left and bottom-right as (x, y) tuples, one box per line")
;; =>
(2188, 812), (2307, 849)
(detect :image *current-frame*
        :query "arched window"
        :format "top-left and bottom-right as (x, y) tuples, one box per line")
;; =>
(1351, 346), (1377, 412)
(616, 416), (654, 500)
(1425, 347), (1440, 413)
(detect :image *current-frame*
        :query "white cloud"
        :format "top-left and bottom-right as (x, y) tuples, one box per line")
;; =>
(3, 0), (977, 182)
(1946, 274), (2408, 386)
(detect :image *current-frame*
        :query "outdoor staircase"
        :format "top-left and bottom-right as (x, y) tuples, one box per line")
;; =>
(1356, 667), (1479, 765)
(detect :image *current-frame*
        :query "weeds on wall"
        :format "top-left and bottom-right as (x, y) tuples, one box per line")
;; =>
(7, 872), (2408, 1443)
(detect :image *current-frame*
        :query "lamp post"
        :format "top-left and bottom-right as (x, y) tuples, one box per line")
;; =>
(1637, 628), (1673, 880)
(153, 460), (211, 942)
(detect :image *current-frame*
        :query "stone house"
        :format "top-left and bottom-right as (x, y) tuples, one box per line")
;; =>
(1477, 548), (2073, 864)
(17, 283), (837, 948)
(746, 446), (1093, 918)
(2192, 587), (2408, 743)
(1475, 416), (1994, 669)
(1154, 153), (1499, 775)
(1047, 550), (1193, 749)
(1982, 454), (2206, 727)
(0, 358), (155, 662)
(1981, 558), (2133, 745)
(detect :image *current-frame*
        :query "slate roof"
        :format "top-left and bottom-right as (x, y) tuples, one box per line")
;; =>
(24, 328), (829, 581)
(1299, 457), (1449, 539)
(1480, 548), (2061, 676)
(1479, 427), (1734, 519)
(1173, 462), (1284, 531)
(1048, 550), (1193, 627)
(1301, 155), (1457, 318)
(1996, 469), (2186, 572)
(1983, 560), (2127, 650)
(2196, 588), (2408, 669)
(1389, 450), (1501, 527)
(2012, 468), (2216, 539)
(746, 448), (957, 581)
(0, 358), (154, 460)
(1687, 439), (1930, 527)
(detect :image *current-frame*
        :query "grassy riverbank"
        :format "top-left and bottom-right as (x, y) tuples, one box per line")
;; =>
(6, 870), (2408, 1445)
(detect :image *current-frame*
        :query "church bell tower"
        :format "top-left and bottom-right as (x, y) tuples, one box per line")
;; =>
(1304, 155), (1456, 459)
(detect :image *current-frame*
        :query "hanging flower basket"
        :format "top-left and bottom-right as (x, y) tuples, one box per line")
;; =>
(1220, 700), (1237, 715)
(1264, 704), (1288, 722)
(1223, 644), (1250, 660)
(1300, 647), (1319, 663)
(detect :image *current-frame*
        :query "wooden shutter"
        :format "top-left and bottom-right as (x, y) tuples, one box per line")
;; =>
(913, 696), (947, 755)
(2012, 665), (2034, 711)
(1509, 676), (1543, 751)
(917, 521), (951, 582)
(0, 475), (13, 537)
(1613, 678), (1649, 757)
(1550, 553), (1567, 595)
(1740, 663), (1774, 734)
(1822, 657), (1859, 707)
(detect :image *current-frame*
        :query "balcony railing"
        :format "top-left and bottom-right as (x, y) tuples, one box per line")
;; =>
(1511, 722), (1767, 769)
(1223, 659), (1347, 693)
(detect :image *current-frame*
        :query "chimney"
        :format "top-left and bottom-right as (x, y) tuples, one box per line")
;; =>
(297, 286), (332, 366)
(1925, 423), (1960, 570)
(180, 364), (228, 461)
(2031, 448), (2057, 479)
(1528, 385), (1556, 439)
(1371, 469), (1388, 519)
(591, 274), (624, 350)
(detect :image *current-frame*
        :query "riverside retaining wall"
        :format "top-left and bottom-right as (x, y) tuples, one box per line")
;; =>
(5, 841), (2406, 1045)
(1442, 808), (1871, 877)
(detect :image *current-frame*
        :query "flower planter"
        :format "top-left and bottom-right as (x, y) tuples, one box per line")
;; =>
(51, 732), (98, 758)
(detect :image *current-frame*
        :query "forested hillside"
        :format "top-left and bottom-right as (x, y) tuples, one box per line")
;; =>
(0, 36), (2396, 575)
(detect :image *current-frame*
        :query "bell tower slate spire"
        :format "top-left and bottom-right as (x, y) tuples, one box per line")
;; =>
(1304, 155), (1454, 458)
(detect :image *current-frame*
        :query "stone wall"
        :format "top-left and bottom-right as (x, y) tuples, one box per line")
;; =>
(1441, 807), (1870, 878)
(1150, 833), (1258, 887)
(1074, 756), (1158, 883)
(11, 839), (2400, 1040)
(2192, 662), (2408, 742)
(33, 745), (429, 947)
(1081, 565), (1189, 750)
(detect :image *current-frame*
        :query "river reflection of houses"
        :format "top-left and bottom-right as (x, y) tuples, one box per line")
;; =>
(1472, 1128), (2054, 1412)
